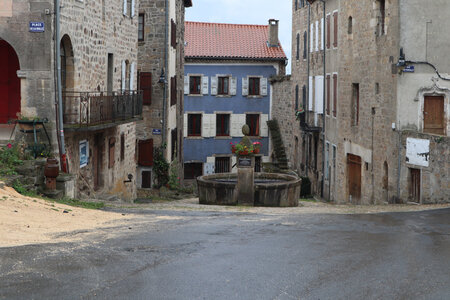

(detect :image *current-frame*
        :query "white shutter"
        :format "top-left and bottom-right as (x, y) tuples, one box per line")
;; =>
(201, 114), (207, 137)
(211, 76), (218, 95)
(129, 62), (135, 90)
(310, 24), (314, 53)
(201, 76), (209, 95)
(121, 60), (126, 91)
(184, 76), (189, 94)
(230, 114), (245, 137)
(211, 114), (217, 137)
(242, 78), (248, 96)
(260, 114), (269, 137)
(131, 0), (135, 17)
(315, 21), (319, 51)
(183, 114), (188, 137)
(315, 75), (324, 114)
(308, 76), (313, 111)
(230, 77), (237, 96)
(123, 0), (127, 16)
(260, 77), (268, 96)
(320, 18), (324, 50)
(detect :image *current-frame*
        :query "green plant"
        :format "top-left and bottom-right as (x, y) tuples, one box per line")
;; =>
(0, 144), (23, 176)
(12, 180), (37, 197)
(230, 141), (261, 156)
(153, 145), (169, 188)
(168, 159), (181, 190)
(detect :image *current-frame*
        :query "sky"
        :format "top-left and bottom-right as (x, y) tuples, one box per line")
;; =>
(186, 0), (293, 74)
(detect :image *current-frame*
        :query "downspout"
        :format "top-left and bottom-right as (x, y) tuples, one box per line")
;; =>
(55, 0), (68, 172)
(321, 0), (326, 199)
(162, 0), (169, 154)
(305, 2), (311, 177)
(396, 122), (402, 202)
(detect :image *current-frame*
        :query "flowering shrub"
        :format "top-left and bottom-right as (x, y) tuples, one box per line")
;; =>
(230, 141), (261, 156)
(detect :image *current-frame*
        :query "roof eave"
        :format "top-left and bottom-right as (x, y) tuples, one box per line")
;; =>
(185, 56), (287, 62)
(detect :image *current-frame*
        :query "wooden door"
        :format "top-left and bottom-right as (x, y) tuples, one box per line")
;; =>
(410, 168), (420, 203)
(0, 40), (20, 123)
(347, 154), (361, 203)
(424, 96), (444, 135)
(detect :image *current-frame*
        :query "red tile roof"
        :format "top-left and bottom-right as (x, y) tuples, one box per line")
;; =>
(185, 21), (287, 60)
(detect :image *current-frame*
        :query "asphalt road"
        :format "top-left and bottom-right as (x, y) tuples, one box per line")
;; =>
(1, 207), (449, 300)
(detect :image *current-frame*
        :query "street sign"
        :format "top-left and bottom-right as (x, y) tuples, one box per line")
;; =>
(152, 129), (161, 135)
(29, 22), (45, 32)
(403, 65), (415, 73)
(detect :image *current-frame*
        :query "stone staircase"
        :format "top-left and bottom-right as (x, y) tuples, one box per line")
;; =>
(267, 119), (289, 170)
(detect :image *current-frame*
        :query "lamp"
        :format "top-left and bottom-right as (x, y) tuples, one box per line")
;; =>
(158, 68), (166, 84)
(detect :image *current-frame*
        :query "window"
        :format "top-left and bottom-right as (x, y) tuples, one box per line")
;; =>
(300, 85), (306, 124)
(171, 19), (177, 48)
(246, 114), (260, 136)
(296, 33), (300, 60)
(170, 76), (177, 106)
(138, 14), (145, 41)
(333, 74), (337, 117)
(333, 12), (338, 47)
(303, 31), (307, 59)
(109, 137), (115, 168)
(379, 0), (385, 35)
(295, 85), (299, 110)
(216, 114), (230, 136)
(188, 114), (201, 136)
(249, 77), (260, 96)
(171, 129), (177, 161)
(351, 83), (359, 126)
(326, 75), (330, 115)
(189, 76), (201, 94)
(310, 23), (314, 53)
(326, 14), (331, 49)
(295, 0), (297, 10)
(348, 16), (353, 34)
(120, 133), (125, 161)
(218, 76), (229, 95)
(138, 139), (153, 166)
(139, 72), (152, 105)
(184, 162), (202, 179)
(423, 96), (445, 135)
(215, 157), (230, 173)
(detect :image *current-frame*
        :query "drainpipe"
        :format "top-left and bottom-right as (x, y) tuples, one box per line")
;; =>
(320, 0), (326, 199)
(55, 0), (68, 172)
(305, 2), (311, 177)
(161, 0), (169, 155)
(396, 122), (402, 202)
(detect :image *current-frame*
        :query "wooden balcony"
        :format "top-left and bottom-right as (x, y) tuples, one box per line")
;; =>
(62, 90), (143, 131)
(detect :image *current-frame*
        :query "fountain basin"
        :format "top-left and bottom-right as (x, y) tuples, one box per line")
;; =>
(197, 172), (301, 207)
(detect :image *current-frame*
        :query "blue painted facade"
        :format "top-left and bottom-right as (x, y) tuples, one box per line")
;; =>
(184, 63), (278, 169)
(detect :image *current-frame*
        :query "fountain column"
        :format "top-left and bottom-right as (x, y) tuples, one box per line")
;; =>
(233, 125), (255, 206)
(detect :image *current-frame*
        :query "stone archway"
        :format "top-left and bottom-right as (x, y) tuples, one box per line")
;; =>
(60, 35), (75, 92)
(0, 39), (21, 123)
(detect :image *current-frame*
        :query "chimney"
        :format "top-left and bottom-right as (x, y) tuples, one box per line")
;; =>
(268, 19), (279, 47)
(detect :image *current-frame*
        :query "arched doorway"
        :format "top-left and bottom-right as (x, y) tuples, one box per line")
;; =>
(60, 35), (74, 92)
(0, 39), (21, 123)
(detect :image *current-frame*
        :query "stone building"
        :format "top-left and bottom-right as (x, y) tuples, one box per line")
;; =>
(136, 0), (192, 189)
(277, 0), (449, 203)
(183, 20), (287, 180)
(0, 0), (142, 200)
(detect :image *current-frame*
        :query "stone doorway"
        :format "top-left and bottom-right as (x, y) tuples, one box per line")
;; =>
(347, 154), (361, 203)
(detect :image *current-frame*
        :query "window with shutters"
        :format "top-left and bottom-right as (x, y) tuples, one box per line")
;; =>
(215, 157), (230, 173)
(171, 19), (177, 48)
(326, 75), (330, 115)
(184, 162), (202, 179)
(138, 139), (153, 166)
(189, 76), (201, 94)
(138, 14), (145, 41)
(139, 72), (152, 105)
(216, 114), (230, 136)
(423, 96), (445, 135)
(109, 137), (115, 168)
(351, 83), (359, 126)
(333, 11), (338, 48)
(246, 114), (260, 136)
(333, 74), (337, 117)
(218, 76), (229, 95)
(188, 114), (201, 136)
(248, 77), (260, 96)
(170, 76), (177, 106)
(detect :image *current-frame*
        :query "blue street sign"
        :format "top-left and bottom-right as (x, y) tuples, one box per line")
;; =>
(152, 129), (161, 135)
(29, 22), (45, 33)
(403, 65), (415, 73)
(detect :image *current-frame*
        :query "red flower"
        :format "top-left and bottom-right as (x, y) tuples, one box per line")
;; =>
(7, 143), (12, 149)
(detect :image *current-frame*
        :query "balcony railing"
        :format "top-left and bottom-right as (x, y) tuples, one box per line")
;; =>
(62, 90), (142, 128)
